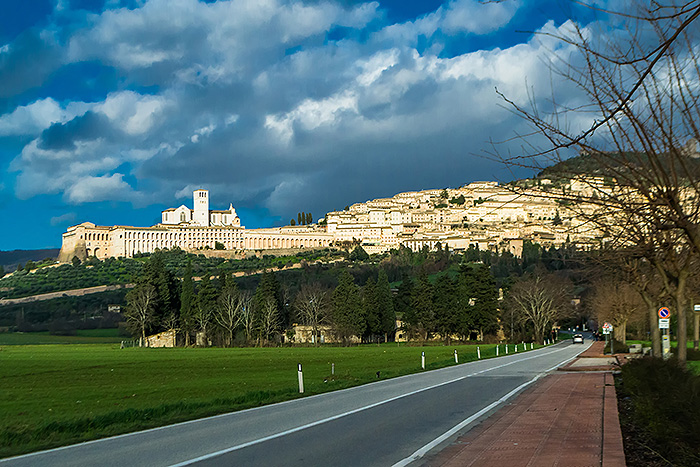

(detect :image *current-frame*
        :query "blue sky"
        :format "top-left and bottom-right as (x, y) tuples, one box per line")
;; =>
(0, 0), (605, 250)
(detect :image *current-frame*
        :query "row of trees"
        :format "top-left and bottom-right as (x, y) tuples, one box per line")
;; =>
(290, 212), (313, 226)
(125, 249), (517, 346)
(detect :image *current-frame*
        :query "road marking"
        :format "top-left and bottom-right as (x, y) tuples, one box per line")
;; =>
(391, 348), (584, 467)
(169, 346), (577, 466)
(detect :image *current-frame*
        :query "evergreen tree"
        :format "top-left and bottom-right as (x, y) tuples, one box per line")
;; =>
(306, 212), (312, 224)
(433, 274), (458, 344)
(362, 277), (381, 341)
(290, 219), (296, 226)
(331, 271), (364, 344)
(349, 245), (369, 261)
(458, 263), (499, 339)
(395, 275), (415, 340)
(376, 270), (396, 341)
(180, 261), (195, 345)
(297, 212), (303, 225)
(194, 275), (217, 345)
(412, 270), (435, 341)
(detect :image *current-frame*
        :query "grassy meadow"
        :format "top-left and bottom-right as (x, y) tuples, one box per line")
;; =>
(0, 340), (537, 458)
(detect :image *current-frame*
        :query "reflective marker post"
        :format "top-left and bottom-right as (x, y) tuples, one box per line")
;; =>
(297, 363), (304, 393)
(454, 349), (458, 364)
(421, 351), (425, 370)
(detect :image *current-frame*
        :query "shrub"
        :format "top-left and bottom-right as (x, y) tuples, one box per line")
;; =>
(618, 358), (700, 465)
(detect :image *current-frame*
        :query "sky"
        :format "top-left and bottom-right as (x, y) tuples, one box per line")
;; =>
(0, 0), (609, 250)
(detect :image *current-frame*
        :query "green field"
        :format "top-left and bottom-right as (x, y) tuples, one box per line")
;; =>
(0, 341), (540, 458)
(0, 329), (125, 345)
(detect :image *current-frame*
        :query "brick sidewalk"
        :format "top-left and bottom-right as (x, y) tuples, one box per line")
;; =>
(420, 372), (626, 467)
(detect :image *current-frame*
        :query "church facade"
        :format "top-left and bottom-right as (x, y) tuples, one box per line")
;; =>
(58, 190), (333, 262)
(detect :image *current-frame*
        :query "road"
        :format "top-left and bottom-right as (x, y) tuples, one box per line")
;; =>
(2, 340), (590, 467)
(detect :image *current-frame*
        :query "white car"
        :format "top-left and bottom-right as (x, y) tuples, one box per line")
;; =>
(572, 334), (584, 344)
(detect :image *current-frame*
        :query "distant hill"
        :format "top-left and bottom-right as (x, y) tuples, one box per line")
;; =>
(0, 249), (60, 270)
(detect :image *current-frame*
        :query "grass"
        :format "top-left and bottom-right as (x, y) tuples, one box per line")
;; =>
(0, 329), (124, 345)
(0, 341), (543, 458)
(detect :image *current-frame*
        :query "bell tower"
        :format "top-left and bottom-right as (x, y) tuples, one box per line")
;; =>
(193, 189), (209, 226)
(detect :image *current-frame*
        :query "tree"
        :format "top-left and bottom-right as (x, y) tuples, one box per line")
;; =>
(294, 283), (330, 346)
(362, 277), (381, 341)
(411, 271), (435, 341)
(297, 212), (303, 225)
(349, 245), (369, 261)
(290, 219), (296, 226)
(330, 271), (363, 344)
(457, 263), (499, 339)
(214, 272), (242, 346)
(433, 274), (458, 344)
(306, 212), (312, 225)
(24, 260), (35, 272)
(125, 282), (157, 343)
(71, 256), (81, 267)
(194, 275), (217, 346)
(395, 275), (415, 340)
(589, 276), (645, 345)
(253, 271), (281, 345)
(495, 1), (700, 361)
(214, 241), (225, 250)
(180, 261), (195, 345)
(507, 273), (573, 343)
(376, 270), (396, 341)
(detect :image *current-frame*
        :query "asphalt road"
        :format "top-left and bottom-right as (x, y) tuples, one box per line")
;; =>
(2, 341), (590, 467)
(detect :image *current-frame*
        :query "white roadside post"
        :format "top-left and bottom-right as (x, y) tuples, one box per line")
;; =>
(515, 344), (518, 352)
(297, 363), (304, 394)
(454, 349), (458, 364)
(531, 342), (533, 350)
(496, 345), (499, 356)
(421, 351), (425, 369)
(477, 346), (481, 359)
(505, 344), (508, 354)
(332, 363), (335, 375)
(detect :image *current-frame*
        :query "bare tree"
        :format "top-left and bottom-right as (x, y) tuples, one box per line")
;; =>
(589, 276), (646, 345)
(495, 0), (700, 362)
(215, 282), (243, 347)
(256, 297), (280, 346)
(125, 283), (157, 344)
(237, 291), (254, 344)
(294, 284), (330, 346)
(507, 273), (573, 343)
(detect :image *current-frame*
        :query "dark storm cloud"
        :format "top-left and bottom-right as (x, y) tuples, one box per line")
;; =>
(38, 111), (110, 150)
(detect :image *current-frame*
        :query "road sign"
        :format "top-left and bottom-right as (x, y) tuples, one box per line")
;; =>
(602, 322), (613, 331)
(659, 318), (670, 329)
(658, 307), (671, 319)
(694, 304), (700, 312)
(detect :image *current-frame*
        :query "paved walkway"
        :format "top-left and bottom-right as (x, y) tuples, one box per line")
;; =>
(420, 341), (626, 466)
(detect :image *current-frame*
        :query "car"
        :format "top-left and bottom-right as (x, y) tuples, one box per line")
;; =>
(572, 334), (584, 344)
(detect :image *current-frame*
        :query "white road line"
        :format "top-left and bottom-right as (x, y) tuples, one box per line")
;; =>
(169, 346), (575, 466)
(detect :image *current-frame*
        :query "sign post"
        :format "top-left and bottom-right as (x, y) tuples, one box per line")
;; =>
(602, 322), (613, 354)
(694, 303), (700, 351)
(659, 307), (672, 360)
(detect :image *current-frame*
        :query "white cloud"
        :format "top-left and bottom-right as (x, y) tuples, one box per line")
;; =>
(65, 173), (133, 203)
(95, 91), (169, 135)
(442, 0), (520, 35)
(0, 98), (90, 136)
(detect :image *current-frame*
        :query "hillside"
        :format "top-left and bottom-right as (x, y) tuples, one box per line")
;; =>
(0, 249), (59, 271)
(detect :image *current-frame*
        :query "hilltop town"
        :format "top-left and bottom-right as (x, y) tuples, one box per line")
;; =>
(58, 175), (609, 262)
